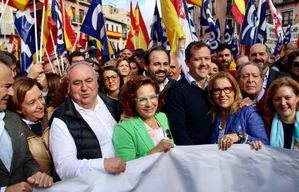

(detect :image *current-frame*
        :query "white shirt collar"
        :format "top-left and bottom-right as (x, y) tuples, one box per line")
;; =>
(73, 95), (100, 112)
(263, 67), (270, 89)
(0, 112), (5, 120)
(186, 73), (209, 89)
(159, 78), (169, 92)
(22, 118), (37, 125)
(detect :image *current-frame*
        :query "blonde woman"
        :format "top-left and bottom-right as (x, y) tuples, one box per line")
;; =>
(208, 72), (268, 150)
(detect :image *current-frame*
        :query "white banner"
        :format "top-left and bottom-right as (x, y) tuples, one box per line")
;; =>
(35, 145), (299, 192)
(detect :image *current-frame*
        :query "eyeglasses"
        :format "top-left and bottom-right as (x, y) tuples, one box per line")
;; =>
(135, 94), (159, 105)
(293, 62), (299, 68)
(212, 87), (234, 95)
(104, 74), (119, 82)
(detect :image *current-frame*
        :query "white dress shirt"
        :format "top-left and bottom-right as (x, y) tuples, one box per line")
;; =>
(0, 112), (12, 171)
(0, 112), (12, 192)
(50, 96), (116, 180)
(159, 78), (169, 92)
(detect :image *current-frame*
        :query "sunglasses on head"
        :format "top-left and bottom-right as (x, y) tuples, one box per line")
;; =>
(293, 62), (299, 67)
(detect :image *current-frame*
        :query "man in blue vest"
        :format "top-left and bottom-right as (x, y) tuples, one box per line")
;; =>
(50, 61), (126, 180)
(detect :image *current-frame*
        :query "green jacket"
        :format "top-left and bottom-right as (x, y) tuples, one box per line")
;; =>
(113, 112), (173, 162)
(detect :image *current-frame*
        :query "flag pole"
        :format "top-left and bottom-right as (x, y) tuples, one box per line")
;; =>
(33, 0), (40, 62)
(39, 0), (46, 62)
(50, 31), (62, 76)
(72, 32), (80, 52)
(44, 48), (55, 73)
(0, 0), (9, 25)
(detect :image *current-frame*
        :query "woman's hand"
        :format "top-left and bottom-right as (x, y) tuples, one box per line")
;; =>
(249, 140), (263, 151)
(148, 139), (174, 155)
(219, 134), (239, 151)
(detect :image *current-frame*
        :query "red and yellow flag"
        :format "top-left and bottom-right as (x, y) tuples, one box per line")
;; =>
(232, 0), (246, 25)
(7, 0), (31, 11)
(134, 3), (149, 50)
(59, 0), (76, 51)
(186, 0), (202, 7)
(160, 0), (185, 53)
(125, 0), (137, 51)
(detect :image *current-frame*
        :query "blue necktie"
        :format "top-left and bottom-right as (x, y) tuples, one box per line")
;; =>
(0, 112), (13, 171)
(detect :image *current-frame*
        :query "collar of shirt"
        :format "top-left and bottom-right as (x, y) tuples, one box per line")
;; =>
(186, 73), (209, 89)
(263, 67), (270, 89)
(0, 112), (5, 121)
(73, 95), (100, 112)
(22, 118), (38, 125)
(253, 88), (265, 104)
(0, 112), (5, 136)
(159, 78), (169, 92)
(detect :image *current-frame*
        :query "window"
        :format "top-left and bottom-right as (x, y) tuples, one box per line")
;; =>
(112, 25), (114, 32)
(282, 10), (293, 26)
(106, 24), (109, 30)
(116, 26), (118, 32)
(79, 9), (84, 23)
(71, 7), (75, 21)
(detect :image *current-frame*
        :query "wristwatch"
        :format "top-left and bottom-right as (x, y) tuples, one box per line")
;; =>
(237, 132), (246, 143)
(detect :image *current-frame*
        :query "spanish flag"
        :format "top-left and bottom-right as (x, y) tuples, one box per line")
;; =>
(232, 0), (246, 25)
(125, 0), (137, 50)
(160, 0), (185, 53)
(186, 0), (202, 7)
(134, 3), (149, 50)
(59, 0), (76, 51)
(7, 0), (31, 11)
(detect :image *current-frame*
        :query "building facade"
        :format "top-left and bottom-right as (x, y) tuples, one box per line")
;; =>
(192, 0), (298, 48)
(0, 1), (129, 51)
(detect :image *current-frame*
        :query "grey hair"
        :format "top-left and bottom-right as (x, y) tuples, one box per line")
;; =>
(237, 61), (264, 78)
(66, 61), (96, 79)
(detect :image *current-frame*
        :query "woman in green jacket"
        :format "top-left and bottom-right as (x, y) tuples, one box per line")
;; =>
(113, 76), (174, 161)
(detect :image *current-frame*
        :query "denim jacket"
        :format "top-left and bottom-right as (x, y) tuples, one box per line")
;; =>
(210, 106), (269, 144)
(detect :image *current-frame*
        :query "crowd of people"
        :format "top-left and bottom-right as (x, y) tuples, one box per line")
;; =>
(0, 40), (298, 191)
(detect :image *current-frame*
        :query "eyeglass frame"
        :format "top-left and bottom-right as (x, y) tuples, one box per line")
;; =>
(212, 87), (234, 95)
(134, 94), (159, 105)
(103, 74), (119, 82)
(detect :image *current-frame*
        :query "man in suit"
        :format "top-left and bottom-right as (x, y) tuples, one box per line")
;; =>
(249, 43), (288, 88)
(0, 60), (52, 191)
(143, 46), (176, 95)
(164, 41), (212, 145)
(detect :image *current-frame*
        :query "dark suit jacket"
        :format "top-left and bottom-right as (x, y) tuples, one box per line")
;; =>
(161, 78), (176, 96)
(267, 68), (289, 88)
(0, 111), (40, 187)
